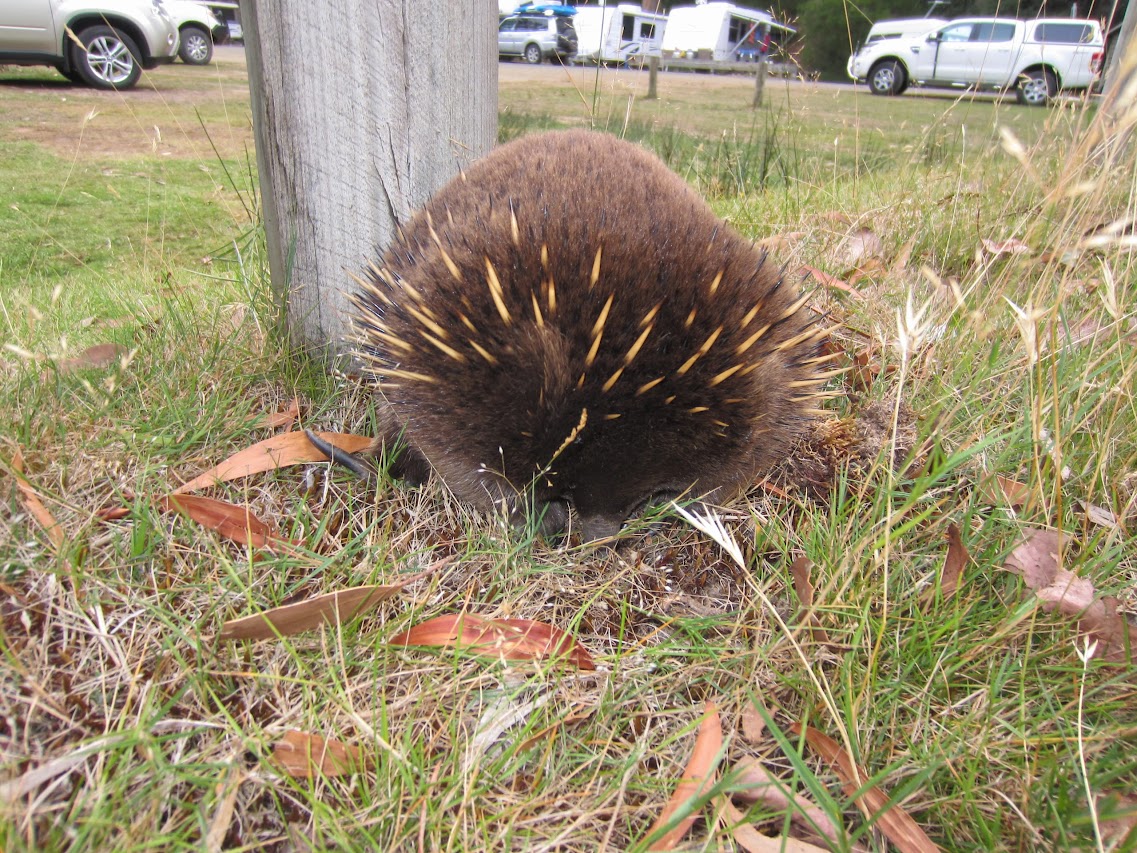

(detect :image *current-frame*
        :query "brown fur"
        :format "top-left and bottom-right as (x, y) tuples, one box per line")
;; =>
(350, 130), (831, 541)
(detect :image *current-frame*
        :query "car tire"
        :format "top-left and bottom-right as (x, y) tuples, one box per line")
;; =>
(523, 43), (543, 64)
(868, 60), (905, 96)
(1016, 68), (1056, 106)
(179, 25), (213, 65)
(68, 25), (142, 90)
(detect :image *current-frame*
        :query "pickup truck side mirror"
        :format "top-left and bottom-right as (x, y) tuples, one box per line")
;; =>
(927, 33), (940, 42)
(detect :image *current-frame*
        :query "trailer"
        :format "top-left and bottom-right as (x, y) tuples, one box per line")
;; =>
(573, 4), (668, 64)
(661, 3), (793, 63)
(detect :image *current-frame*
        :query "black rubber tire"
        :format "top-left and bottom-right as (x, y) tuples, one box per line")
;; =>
(523, 43), (543, 64)
(1016, 68), (1057, 106)
(868, 59), (905, 96)
(179, 25), (213, 65)
(68, 25), (142, 90)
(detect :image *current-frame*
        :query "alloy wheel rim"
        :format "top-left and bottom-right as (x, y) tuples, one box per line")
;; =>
(88, 36), (134, 83)
(186, 34), (209, 62)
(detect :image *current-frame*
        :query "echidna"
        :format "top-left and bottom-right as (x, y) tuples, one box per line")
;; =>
(349, 130), (835, 542)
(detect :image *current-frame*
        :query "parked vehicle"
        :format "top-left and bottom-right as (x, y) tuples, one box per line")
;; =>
(661, 3), (793, 62)
(861, 17), (947, 46)
(573, 4), (667, 64)
(847, 17), (1105, 106)
(165, 0), (228, 65)
(0, 0), (179, 89)
(498, 13), (577, 63)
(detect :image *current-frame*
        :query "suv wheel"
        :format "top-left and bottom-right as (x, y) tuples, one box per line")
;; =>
(523, 43), (543, 64)
(1016, 68), (1056, 106)
(868, 60), (905, 96)
(69, 25), (142, 90)
(179, 25), (213, 65)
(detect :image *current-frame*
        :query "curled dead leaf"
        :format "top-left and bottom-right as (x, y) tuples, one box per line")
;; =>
(731, 758), (841, 845)
(55, 342), (127, 373)
(255, 397), (302, 431)
(1006, 530), (1135, 662)
(173, 430), (371, 494)
(272, 730), (370, 778)
(918, 523), (969, 607)
(798, 265), (862, 297)
(218, 571), (434, 641)
(980, 237), (1031, 258)
(159, 494), (300, 554)
(836, 227), (884, 267)
(718, 797), (832, 852)
(978, 474), (1032, 509)
(11, 447), (64, 551)
(389, 613), (596, 670)
(789, 556), (830, 644)
(644, 702), (723, 850)
(791, 723), (942, 853)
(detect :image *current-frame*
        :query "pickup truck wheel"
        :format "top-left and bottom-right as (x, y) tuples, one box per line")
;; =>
(869, 60), (905, 96)
(1017, 69), (1056, 106)
(179, 26), (213, 65)
(523, 43), (543, 64)
(68, 25), (142, 90)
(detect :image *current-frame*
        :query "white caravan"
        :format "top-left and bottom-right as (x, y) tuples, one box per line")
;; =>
(573, 4), (668, 63)
(662, 3), (793, 61)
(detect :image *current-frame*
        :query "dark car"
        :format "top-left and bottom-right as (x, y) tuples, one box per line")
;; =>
(498, 14), (577, 64)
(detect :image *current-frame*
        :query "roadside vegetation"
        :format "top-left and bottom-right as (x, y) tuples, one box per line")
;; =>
(1, 55), (1135, 851)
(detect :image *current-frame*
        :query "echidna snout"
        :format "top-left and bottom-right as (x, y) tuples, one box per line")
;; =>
(350, 130), (833, 541)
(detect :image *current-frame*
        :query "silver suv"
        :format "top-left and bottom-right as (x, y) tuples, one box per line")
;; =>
(0, 0), (179, 90)
(498, 14), (577, 64)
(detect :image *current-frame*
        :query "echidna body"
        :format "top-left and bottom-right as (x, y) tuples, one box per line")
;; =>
(350, 130), (830, 541)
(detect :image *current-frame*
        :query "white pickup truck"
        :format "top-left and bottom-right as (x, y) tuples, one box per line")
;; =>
(847, 17), (1105, 106)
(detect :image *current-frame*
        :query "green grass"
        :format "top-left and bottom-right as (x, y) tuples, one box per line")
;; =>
(2, 54), (1136, 851)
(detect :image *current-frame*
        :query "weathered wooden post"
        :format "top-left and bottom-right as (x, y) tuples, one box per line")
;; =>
(243, 2), (498, 354)
(647, 54), (659, 99)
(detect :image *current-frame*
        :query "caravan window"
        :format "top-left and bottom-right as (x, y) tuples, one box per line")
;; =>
(622, 15), (634, 40)
(728, 16), (759, 44)
(639, 22), (656, 39)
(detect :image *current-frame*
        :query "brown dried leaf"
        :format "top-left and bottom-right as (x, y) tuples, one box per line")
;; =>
(792, 723), (942, 853)
(837, 228), (884, 267)
(1003, 528), (1060, 589)
(159, 494), (299, 554)
(846, 257), (887, 289)
(390, 613), (596, 670)
(755, 231), (807, 253)
(718, 797), (831, 853)
(1005, 529), (1134, 661)
(56, 342), (126, 373)
(255, 397), (301, 431)
(222, 586), (398, 641)
(980, 237), (1031, 257)
(173, 430), (371, 494)
(644, 702), (723, 850)
(272, 730), (370, 778)
(740, 699), (767, 745)
(892, 237), (917, 273)
(1081, 500), (1120, 530)
(11, 448), (64, 550)
(731, 758), (841, 845)
(919, 524), (969, 607)
(789, 556), (830, 644)
(798, 265), (862, 297)
(978, 474), (1032, 509)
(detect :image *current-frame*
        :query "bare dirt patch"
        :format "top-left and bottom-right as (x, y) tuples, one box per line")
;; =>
(0, 50), (254, 161)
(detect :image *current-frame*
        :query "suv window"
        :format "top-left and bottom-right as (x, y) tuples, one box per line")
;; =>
(518, 17), (546, 33)
(1033, 22), (1095, 43)
(938, 24), (973, 43)
(971, 22), (1015, 42)
(556, 18), (575, 36)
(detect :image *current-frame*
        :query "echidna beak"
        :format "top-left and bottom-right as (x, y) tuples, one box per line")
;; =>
(579, 514), (623, 545)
